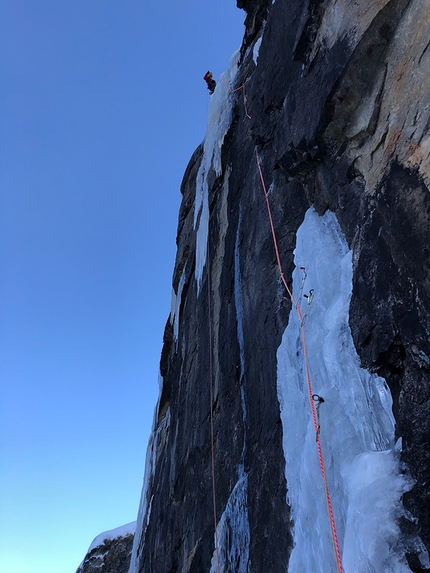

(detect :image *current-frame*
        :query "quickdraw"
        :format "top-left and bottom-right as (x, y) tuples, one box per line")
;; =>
(312, 394), (325, 439)
(301, 288), (315, 325)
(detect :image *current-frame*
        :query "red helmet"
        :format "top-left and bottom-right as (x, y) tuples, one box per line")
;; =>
(203, 71), (213, 81)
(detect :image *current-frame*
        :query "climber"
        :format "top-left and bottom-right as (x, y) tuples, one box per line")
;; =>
(203, 71), (216, 95)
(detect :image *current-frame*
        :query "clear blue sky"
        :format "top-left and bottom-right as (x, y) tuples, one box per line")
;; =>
(0, 2), (244, 572)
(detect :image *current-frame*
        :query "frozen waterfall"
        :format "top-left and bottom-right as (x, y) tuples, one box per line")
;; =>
(277, 208), (416, 573)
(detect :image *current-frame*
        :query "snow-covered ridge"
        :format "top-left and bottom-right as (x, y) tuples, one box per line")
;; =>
(277, 208), (424, 572)
(87, 521), (136, 553)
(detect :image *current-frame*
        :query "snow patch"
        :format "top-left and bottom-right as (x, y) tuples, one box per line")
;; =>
(277, 207), (414, 572)
(194, 50), (240, 292)
(87, 521), (136, 553)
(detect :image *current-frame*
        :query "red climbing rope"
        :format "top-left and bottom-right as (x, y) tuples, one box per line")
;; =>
(255, 150), (296, 305)
(204, 72), (343, 573)
(255, 147), (344, 573)
(206, 245), (221, 573)
(299, 318), (344, 573)
(205, 75), (250, 573)
(221, 76), (252, 119)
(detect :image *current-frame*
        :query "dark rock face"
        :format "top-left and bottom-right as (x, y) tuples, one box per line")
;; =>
(235, 0), (270, 48)
(132, 1), (430, 572)
(76, 533), (134, 573)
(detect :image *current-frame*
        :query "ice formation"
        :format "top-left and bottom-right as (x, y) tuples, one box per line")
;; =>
(252, 37), (262, 66)
(194, 50), (240, 292)
(210, 465), (250, 573)
(277, 207), (414, 572)
(170, 264), (186, 345)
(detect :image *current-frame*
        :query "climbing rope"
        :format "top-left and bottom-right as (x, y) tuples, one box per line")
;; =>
(297, 266), (307, 306)
(301, 288), (314, 325)
(206, 245), (221, 573)
(221, 76), (252, 119)
(255, 147), (344, 573)
(204, 78), (250, 571)
(204, 74), (344, 573)
(255, 149), (297, 304)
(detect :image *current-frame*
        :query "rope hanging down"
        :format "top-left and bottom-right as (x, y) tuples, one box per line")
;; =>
(255, 147), (344, 573)
(222, 77), (252, 119)
(204, 77), (343, 573)
(205, 77), (250, 573)
(206, 245), (221, 573)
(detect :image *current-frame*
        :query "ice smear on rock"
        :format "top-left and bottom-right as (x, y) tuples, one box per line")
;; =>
(253, 37), (262, 66)
(210, 465), (250, 573)
(170, 264), (186, 346)
(194, 50), (240, 292)
(277, 207), (415, 573)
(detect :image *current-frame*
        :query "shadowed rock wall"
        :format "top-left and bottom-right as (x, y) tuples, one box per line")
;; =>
(131, 1), (430, 571)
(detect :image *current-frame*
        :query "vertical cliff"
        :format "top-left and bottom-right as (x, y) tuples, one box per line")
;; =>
(130, 1), (430, 571)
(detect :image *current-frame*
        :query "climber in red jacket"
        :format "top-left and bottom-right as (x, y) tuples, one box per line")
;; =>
(203, 71), (216, 95)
